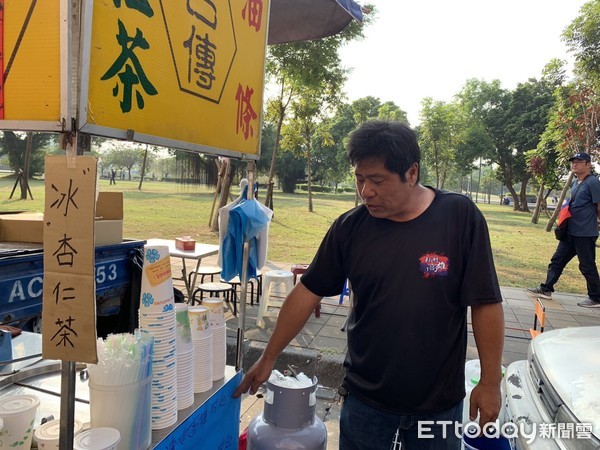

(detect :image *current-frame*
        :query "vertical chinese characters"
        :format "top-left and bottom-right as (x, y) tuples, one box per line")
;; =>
(102, 0), (158, 113)
(185, 1), (219, 92)
(48, 178), (84, 347)
(235, 0), (263, 140)
(241, 0), (263, 31)
(236, 84), (257, 139)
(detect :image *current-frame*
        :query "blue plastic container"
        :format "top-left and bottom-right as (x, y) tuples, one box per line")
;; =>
(463, 434), (512, 450)
(0, 240), (144, 335)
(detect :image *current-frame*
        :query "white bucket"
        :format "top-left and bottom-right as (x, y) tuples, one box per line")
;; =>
(89, 376), (151, 450)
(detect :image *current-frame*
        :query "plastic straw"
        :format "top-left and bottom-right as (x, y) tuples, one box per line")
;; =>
(87, 332), (154, 386)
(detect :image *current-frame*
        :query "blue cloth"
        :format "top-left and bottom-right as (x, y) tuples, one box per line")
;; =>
(221, 199), (270, 282)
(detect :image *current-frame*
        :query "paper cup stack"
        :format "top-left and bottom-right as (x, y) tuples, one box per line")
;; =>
(138, 244), (178, 429)
(203, 298), (227, 381)
(188, 305), (213, 392)
(175, 303), (195, 410)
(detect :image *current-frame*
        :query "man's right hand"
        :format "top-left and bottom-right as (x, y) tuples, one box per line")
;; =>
(232, 355), (275, 398)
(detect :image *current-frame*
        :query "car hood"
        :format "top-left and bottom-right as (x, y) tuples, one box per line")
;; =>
(532, 326), (600, 436)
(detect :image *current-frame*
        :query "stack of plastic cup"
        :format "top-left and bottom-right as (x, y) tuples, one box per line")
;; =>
(138, 244), (178, 430)
(188, 305), (213, 393)
(175, 303), (195, 410)
(0, 394), (40, 450)
(203, 298), (227, 380)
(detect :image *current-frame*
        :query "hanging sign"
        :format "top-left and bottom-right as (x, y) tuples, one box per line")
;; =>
(79, 0), (270, 159)
(42, 155), (98, 363)
(0, 0), (62, 131)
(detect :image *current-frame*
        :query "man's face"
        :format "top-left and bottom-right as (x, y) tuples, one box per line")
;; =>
(354, 158), (416, 222)
(570, 158), (591, 176)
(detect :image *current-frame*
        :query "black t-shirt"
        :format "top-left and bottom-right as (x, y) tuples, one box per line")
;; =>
(301, 188), (502, 414)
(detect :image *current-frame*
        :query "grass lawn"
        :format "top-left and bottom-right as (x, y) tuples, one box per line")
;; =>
(0, 175), (586, 295)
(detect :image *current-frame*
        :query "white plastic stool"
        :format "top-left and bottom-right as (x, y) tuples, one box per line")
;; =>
(256, 270), (294, 327)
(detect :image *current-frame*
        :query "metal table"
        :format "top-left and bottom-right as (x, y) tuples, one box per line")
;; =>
(146, 238), (219, 301)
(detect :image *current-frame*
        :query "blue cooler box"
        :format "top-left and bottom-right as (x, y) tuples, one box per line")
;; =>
(0, 240), (145, 337)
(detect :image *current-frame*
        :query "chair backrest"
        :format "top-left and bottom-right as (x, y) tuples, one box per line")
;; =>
(339, 279), (351, 304)
(529, 298), (546, 338)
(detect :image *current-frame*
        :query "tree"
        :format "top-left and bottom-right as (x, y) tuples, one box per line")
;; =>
(378, 101), (409, 124)
(351, 96), (381, 124)
(0, 131), (53, 176)
(104, 145), (144, 180)
(275, 150), (305, 193)
(262, 7), (373, 210)
(313, 104), (356, 191)
(418, 98), (462, 189)
(563, 0), (600, 85)
(457, 78), (554, 211)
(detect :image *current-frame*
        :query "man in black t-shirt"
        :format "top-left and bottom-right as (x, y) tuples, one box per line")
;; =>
(234, 121), (505, 450)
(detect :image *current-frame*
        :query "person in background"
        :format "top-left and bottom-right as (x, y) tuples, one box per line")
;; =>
(234, 121), (505, 450)
(528, 152), (600, 308)
(109, 168), (116, 185)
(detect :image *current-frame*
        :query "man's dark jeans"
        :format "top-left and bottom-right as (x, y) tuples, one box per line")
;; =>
(541, 235), (600, 301)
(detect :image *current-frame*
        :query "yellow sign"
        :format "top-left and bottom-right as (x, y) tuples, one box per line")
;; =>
(0, 0), (61, 126)
(43, 156), (98, 364)
(82, 0), (269, 158)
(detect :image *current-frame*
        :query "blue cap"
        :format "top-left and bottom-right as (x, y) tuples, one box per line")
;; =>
(569, 152), (591, 162)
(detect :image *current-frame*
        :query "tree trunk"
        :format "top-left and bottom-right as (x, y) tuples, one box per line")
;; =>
(475, 157), (482, 203)
(531, 184), (545, 224)
(20, 133), (33, 200)
(265, 112), (284, 211)
(518, 181), (529, 212)
(307, 140), (313, 213)
(506, 184), (520, 210)
(209, 159), (225, 228)
(434, 142), (440, 189)
(211, 159), (233, 232)
(138, 146), (148, 190)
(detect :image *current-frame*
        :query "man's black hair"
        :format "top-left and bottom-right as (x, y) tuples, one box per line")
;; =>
(347, 121), (420, 183)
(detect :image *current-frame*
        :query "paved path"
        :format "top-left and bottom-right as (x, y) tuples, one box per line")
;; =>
(169, 254), (600, 449)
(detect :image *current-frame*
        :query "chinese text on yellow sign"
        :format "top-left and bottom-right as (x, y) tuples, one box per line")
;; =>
(83, 0), (269, 157)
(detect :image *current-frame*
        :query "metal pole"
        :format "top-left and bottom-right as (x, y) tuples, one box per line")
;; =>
(58, 361), (76, 450)
(236, 161), (255, 371)
(236, 241), (250, 371)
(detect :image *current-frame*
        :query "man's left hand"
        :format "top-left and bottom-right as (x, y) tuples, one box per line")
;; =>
(468, 381), (502, 428)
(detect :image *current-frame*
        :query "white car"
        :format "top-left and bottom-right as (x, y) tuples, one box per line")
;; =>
(504, 326), (600, 449)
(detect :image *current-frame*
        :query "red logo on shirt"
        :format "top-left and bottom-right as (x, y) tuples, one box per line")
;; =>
(419, 253), (449, 279)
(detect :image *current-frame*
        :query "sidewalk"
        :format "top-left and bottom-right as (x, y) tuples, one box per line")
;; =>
(169, 255), (600, 449)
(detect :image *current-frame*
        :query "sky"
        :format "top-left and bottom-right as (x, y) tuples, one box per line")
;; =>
(339, 0), (588, 126)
